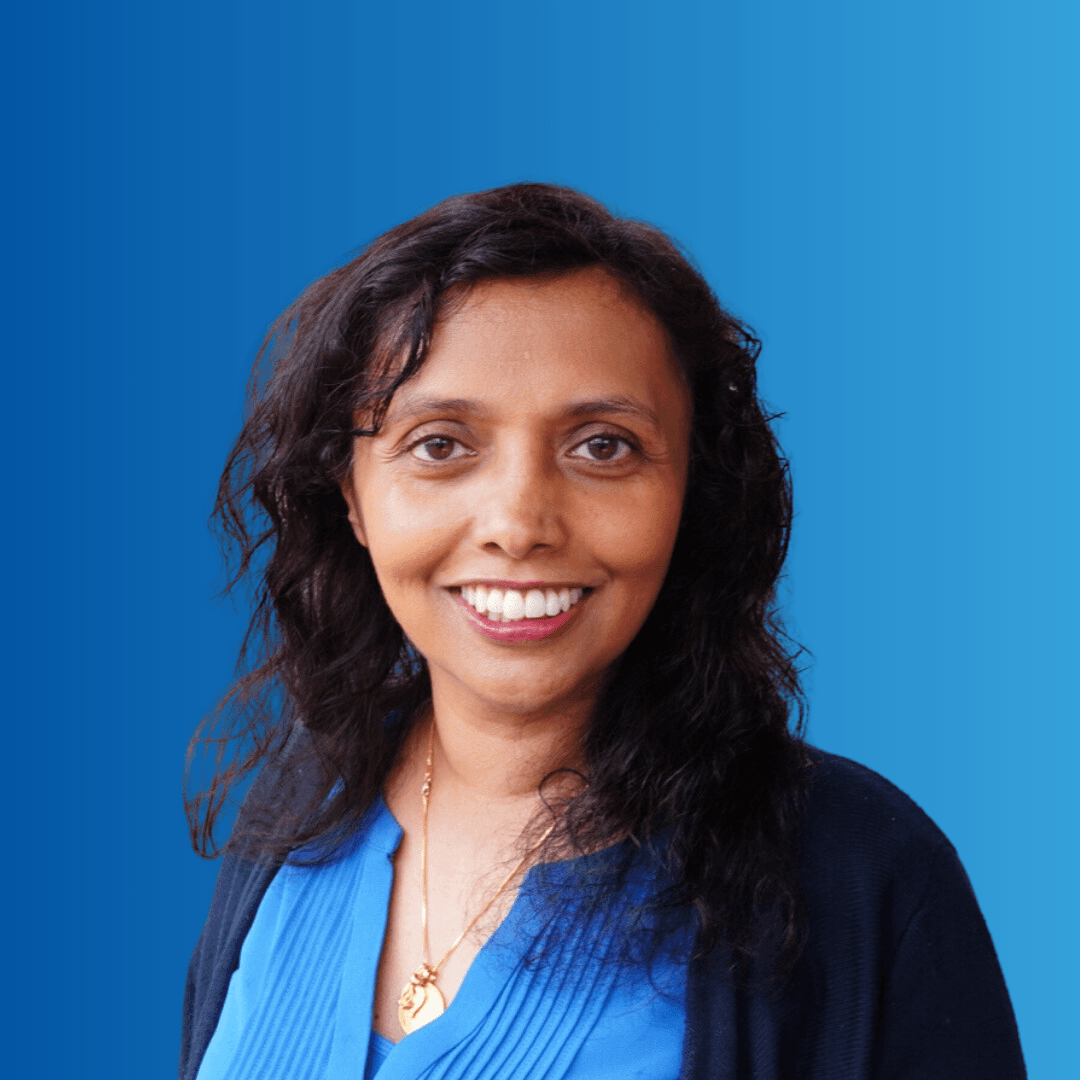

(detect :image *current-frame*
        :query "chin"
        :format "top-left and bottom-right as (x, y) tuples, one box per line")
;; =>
(474, 682), (590, 717)
(438, 660), (606, 719)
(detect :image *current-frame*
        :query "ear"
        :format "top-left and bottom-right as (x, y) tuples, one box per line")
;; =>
(339, 479), (368, 548)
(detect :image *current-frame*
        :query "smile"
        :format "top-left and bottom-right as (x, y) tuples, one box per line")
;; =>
(460, 584), (586, 621)
(451, 584), (589, 643)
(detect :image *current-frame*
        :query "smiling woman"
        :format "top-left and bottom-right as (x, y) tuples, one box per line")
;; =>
(181, 185), (1025, 1080)
(341, 271), (689, 721)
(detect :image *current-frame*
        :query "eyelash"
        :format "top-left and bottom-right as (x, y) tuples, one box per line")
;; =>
(405, 431), (640, 465)
(567, 433), (637, 463)
(408, 435), (471, 463)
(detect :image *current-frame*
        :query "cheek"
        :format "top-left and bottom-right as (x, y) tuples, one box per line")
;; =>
(357, 486), (457, 593)
(583, 483), (685, 584)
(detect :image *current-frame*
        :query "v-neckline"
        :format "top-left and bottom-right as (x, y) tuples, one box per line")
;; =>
(357, 796), (635, 1077)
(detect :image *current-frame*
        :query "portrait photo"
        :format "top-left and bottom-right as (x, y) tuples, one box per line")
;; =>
(4, 2), (1075, 1077)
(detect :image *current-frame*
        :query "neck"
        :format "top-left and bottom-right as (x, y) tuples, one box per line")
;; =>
(383, 675), (594, 851)
(432, 701), (588, 804)
(414, 669), (591, 803)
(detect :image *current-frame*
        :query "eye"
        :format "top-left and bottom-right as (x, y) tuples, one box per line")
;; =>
(569, 434), (635, 463)
(410, 435), (469, 463)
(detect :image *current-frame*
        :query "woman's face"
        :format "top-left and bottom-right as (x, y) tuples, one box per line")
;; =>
(341, 267), (691, 720)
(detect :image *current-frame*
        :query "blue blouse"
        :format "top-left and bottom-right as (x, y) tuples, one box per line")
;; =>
(197, 798), (691, 1080)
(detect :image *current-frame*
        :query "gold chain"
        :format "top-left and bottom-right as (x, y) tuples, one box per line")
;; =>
(397, 722), (555, 1035)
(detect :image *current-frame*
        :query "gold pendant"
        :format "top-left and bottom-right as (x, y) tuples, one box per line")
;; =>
(397, 962), (446, 1035)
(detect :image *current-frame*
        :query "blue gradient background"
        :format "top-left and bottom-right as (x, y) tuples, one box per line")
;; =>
(4, 2), (1076, 1075)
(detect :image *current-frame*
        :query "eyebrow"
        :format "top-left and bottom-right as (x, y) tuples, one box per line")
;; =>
(564, 396), (662, 427)
(384, 395), (662, 428)
(384, 397), (477, 423)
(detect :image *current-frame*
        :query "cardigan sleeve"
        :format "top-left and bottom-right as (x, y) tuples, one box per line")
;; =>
(180, 853), (280, 1080)
(179, 728), (315, 1080)
(679, 750), (1027, 1080)
(873, 840), (1026, 1079)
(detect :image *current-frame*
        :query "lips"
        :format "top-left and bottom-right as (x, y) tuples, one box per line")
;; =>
(461, 583), (586, 622)
(452, 586), (587, 642)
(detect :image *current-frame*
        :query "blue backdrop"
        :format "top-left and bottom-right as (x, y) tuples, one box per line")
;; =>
(4, 1), (1076, 1075)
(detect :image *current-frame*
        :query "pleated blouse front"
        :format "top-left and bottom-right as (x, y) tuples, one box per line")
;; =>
(197, 798), (690, 1080)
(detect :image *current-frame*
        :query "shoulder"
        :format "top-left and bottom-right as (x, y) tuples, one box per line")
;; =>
(775, 749), (1027, 1077)
(684, 750), (1026, 1076)
(796, 747), (969, 960)
(800, 746), (950, 855)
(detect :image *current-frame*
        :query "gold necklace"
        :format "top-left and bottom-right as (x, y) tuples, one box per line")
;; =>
(396, 723), (555, 1036)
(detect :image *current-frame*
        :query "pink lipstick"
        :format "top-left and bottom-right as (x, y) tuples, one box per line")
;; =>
(454, 590), (579, 642)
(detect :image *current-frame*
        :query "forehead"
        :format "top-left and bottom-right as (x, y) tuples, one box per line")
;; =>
(391, 268), (688, 417)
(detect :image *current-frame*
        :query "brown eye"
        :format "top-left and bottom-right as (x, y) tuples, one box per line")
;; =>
(574, 435), (632, 462)
(412, 436), (463, 462)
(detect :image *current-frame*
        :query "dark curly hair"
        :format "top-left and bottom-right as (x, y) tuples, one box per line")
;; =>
(187, 182), (809, 970)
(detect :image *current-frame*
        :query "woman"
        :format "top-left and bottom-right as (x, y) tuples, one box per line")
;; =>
(182, 183), (1025, 1079)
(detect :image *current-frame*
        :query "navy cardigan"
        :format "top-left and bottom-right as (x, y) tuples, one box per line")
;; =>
(181, 750), (1026, 1079)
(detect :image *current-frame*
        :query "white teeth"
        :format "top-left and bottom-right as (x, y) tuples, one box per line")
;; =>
(524, 589), (547, 618)
(502, 590), (525, 620)
(462, 585), (587, 620)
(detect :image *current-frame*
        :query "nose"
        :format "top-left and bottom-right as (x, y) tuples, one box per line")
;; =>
(472, 443), (566, 560)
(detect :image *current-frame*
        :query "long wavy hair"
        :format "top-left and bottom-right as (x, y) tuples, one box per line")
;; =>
(187, 182), (809, 969)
